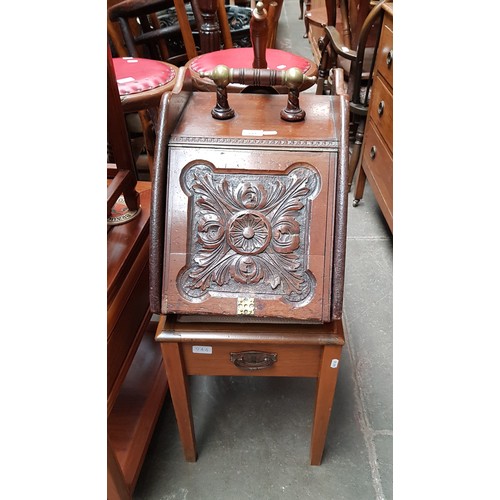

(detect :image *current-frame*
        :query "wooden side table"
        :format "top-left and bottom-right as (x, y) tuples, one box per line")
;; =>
(150, 79), (350, 465)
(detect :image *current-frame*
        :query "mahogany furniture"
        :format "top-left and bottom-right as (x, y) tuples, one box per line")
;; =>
(107, 44), (141, 221)
(303, 0), (341, 65)
(186, 0), (317, 94)
(108, 0), (200, 66)
(317, 0), (387, 190)
(150, 68), (350, 465)
(107, 45), (168, 499)
(108, 187), (168, 499)
(353, 1), (392, 231)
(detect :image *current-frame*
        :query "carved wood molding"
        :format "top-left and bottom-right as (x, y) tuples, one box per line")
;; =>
(177, 163), (320, 305)
(170, 135), (338, 149)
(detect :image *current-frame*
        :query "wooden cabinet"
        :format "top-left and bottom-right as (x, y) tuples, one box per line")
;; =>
(354, 3), (393, 231)
(153, 92), (349, 323)
(107, 186), (168, 500)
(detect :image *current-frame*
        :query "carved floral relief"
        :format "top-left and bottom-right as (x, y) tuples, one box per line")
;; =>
(178, 163), (320, 304)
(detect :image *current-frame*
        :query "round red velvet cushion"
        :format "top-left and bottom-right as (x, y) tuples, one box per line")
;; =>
(113, 57), (176, 95)
(189, 48), (312, 74)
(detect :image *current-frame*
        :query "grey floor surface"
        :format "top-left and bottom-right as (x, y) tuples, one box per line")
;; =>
(133, 3), (393, 499)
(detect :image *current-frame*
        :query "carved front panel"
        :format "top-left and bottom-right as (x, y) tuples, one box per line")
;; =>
(162, 148), (338, 322)
(178, 163), (319, 305)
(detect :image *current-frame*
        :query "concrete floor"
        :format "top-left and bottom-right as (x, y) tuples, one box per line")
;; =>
(133, 2), (393, 498)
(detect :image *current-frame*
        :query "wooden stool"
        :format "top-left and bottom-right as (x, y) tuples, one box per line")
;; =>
(150, 69), (350, 465)
(156, 315), (345, 465)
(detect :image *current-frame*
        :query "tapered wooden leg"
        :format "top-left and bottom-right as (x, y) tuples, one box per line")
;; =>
(160, 342), (198, 462)
(310, 344), (343, 465)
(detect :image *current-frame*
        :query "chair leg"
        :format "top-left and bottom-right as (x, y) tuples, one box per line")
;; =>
(138, 110), (156, 180)
(353, 164), (367, 207)
(160, 343), (198, 462)
(347, 118), (365, 191)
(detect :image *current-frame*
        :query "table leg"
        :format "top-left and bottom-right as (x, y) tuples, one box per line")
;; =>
(310, 344), (342, 465)
(160, 343), (198, 462)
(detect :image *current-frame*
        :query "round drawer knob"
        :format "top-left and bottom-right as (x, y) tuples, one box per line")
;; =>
(386, 49), (393, 68)
(370, 146), (377, 159)
(378, 100), (385, 116)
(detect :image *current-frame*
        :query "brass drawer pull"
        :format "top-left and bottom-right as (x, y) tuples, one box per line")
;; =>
(370, 146), (377, 159)
(378, 100), (385, 116)
(230, 351), (278, 370)
(386, 49), (393, 68)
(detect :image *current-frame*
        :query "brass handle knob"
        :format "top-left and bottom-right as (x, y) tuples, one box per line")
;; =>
(230, 351), (277, 370)
(386, 49), (393, 68)
(378, 100), (385, 116)
(370, 146), (377, 159)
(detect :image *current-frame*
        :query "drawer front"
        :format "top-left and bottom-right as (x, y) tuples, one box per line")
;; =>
(181, 342), (323, 377)
(161, 147), (339, 322)
(362, 120), (393, 221)
(375, 14), (393, 88)
(369, 75), (393, 151)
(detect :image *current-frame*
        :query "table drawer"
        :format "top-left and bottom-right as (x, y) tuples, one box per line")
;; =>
(362, 120), (393, 220)
(375, 15), (393, 88)
(180, 341), (323, 377)
(369, 75), (393, 151)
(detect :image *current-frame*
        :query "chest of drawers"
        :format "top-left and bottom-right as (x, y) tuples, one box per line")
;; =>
(354, 3), (393, 231)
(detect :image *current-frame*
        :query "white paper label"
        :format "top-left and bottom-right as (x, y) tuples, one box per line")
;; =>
(116, 77), (135, 84)
(330, 359), (339, 368)
(192, 345), (212, 354)
(242, 129), (278, 137)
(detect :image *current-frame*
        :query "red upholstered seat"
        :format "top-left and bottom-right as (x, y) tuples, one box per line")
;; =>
(189, 48), (313, 74)
(113, 57), (176, 96)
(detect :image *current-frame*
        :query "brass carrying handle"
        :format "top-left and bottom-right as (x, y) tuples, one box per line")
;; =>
(198, 64), (315, 122)
(230, 351), (278, 370)
(378, 100), (385, 116)
(199, 65), (317, 91)
(370, 146), (377, 159)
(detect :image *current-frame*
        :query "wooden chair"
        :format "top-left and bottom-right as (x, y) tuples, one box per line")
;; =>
(107, 44), (141, 223)
(109, 0), (313, 94)
(108, 1), (183, 180)
(185, 0), (317, 94)
(108, 0), (198, 66)
(304, 0), (377, 92)
(108, 0), (256, 65)
(316, 0), (387, 189)
(112, 55), (178, 178)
